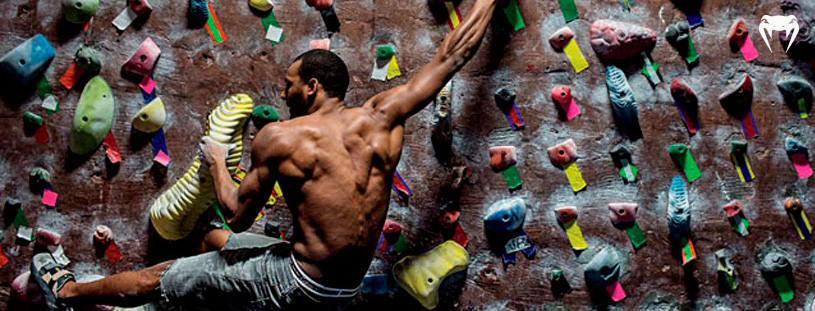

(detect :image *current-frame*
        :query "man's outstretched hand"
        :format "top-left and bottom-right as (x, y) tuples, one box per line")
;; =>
(199, 136), (232, 167)
(306, 0), (333, 10)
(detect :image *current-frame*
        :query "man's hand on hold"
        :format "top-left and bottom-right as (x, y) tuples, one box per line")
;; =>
(199, 136), (231, 167)
(306, 0), (333, 10)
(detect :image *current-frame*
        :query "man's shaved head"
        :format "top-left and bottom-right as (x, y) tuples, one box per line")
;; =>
(292, 49), (349, 100)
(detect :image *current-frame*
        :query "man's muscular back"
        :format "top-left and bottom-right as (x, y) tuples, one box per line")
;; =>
(255, 106), (405, 288)
(209, 0), (497, 291)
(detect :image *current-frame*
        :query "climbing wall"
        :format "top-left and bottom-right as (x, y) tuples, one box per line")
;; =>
(1, 0), (815, 310)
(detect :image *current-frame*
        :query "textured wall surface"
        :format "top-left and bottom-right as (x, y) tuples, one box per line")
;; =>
(1, 0), (815, 310)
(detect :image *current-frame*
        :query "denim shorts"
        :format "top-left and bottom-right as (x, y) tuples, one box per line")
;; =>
(159, 232), (359, 311)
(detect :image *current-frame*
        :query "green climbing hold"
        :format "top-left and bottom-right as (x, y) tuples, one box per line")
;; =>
(75, 46), (102, 75)
(376, 46), (394, 61)
(62, 0), (99, 24)
(69, 76), (114, 155)
(252, 105), (279, 129)
(23, 112), (42, 136)
(29, 167), (51, 193)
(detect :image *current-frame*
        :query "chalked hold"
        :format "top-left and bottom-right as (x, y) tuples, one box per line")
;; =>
(129, 0), (154, 17)
(188, 0), (209, 28)
(759, 252), (795, 303)
(664, 21), (698, 63)
(62, 0), (99, 24)
(250, 0), (274, 12)
(719, 75), (754, 119)
(75, 46), (102, 76)
(23, 112), (43, 136)
(70, 76), (114, 155)
(605, 65), (642, 139)
(0, 34), (56, 90)
(590, 20), (656, 61)
(483, 197), (526, 234)
(670, 77), (700, 134)
(3, 199), (21, 228)
(780, 0), (815, 58)
(392, 241), (469, 309)
(584, 247), (626, 302)
(252, 105), (279, 129)
(121, 37), (161, 82)
(132, 97), (166, 133)
(777, 78), (813, 118)
(29, 167), (51, 194)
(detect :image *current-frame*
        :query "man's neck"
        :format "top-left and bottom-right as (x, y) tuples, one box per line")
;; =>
(308, 96), (344, 115)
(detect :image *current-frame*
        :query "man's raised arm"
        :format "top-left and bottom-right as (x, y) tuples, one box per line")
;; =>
(364, 0), (498, 124)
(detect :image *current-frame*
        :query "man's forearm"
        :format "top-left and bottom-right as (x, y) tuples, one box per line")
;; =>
(210, 159), (239, 219)
(437, 0), (497, 70)
(384, 0), (498, 121)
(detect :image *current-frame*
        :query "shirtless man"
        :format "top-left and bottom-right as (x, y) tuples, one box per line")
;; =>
(30, 0), (498, 309)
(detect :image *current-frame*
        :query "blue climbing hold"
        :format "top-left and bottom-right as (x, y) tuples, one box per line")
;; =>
(667, 175), (690, 241)
(483, 197), (526, 234)
(584, 247), (621, 289)
(0, 34), (55, 90)
(605, 65), (642, 140)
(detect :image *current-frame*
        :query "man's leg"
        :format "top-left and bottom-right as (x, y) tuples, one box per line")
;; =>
(199, 228), (231, 252)
(56, 260), (172, 308)
(56, 229), (233, 307)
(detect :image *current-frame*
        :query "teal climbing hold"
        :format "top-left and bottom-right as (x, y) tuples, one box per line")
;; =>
(0, 34), (55, 90)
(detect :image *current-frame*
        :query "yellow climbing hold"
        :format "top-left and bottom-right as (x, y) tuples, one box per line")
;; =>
(393, 240), (469, 309)
(132, 97), (167, 133)
(149, 94), (253, 241)
(249, 0), (274, 12)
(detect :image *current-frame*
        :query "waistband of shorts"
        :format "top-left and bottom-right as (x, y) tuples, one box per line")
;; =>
(288, 253), (360, 299)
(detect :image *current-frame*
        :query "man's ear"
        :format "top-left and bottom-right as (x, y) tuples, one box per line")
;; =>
(307, 78), (319, 96)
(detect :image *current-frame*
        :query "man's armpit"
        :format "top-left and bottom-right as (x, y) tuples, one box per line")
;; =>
(364, 86), (408, 123)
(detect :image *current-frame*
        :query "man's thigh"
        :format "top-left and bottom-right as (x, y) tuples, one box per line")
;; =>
(159, 233), (292, 311)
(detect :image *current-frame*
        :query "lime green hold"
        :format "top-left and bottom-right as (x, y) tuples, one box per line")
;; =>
(376, 46), (394, 61)
(252, 105), (279, 129)
(62, 0), (99, 24)
(70, 76), (114, 155)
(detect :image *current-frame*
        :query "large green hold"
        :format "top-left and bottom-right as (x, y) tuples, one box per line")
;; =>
(251, 105), (279, 129)
(70, 76), (114, 155)
(62, 0), (99, 24)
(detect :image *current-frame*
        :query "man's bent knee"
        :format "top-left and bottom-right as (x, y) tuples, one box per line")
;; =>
(201, 229), (232, 252)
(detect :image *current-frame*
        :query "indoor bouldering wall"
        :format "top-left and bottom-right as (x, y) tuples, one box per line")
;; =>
(1, 0), (815, 310)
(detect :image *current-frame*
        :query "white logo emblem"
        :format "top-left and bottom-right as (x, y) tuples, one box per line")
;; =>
(759, 15), (800, 53)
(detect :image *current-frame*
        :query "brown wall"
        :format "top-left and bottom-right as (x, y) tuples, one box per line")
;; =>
(1, 0), (814, 310)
